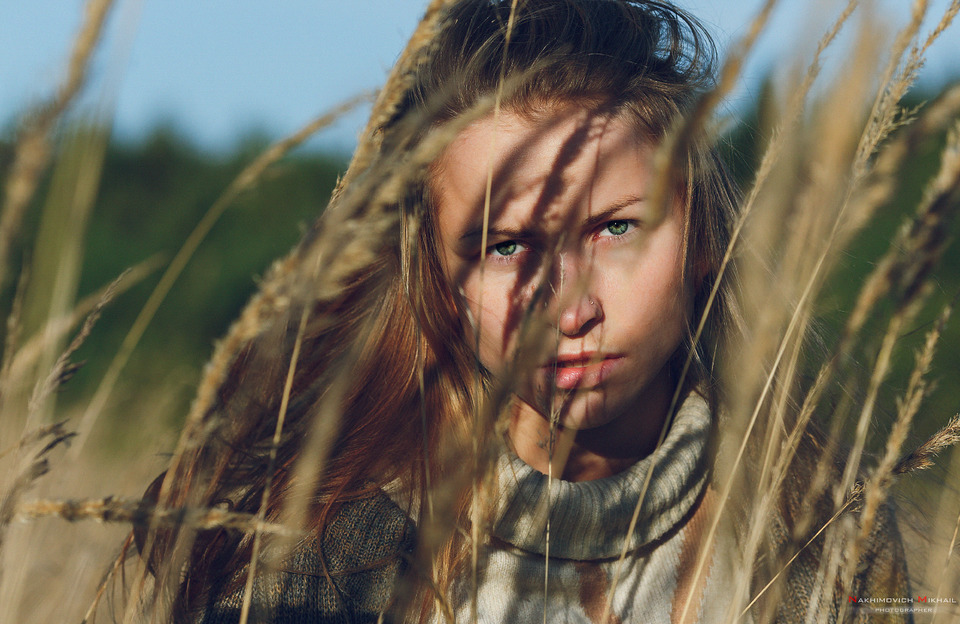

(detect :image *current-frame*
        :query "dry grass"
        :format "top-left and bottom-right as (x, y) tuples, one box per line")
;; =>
(2, 0), (960, 622)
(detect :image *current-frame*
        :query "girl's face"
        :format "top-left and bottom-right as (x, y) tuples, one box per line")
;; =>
(431, 105), (692, 432)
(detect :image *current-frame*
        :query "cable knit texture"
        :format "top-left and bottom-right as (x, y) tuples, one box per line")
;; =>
(493, 392), (711, 559)
(450, 392), (736, 624)
(193, 393), (912, 623)
(194, 493), (415, 624)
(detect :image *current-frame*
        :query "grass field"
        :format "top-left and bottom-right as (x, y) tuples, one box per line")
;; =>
(2, 0), (960, 622)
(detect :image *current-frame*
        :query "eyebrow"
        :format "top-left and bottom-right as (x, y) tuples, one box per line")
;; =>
(459, 224), (536, 244)
(581, 195), (646, 229)
(457, 194), (646, 244)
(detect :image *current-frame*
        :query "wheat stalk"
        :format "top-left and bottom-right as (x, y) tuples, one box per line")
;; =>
(14, 497), (299, 537)
(0, 424), (76, 558)
(6, 1), (960, 622)
(115, 95), (369, 624)
(0, 0), (116, 290)
(70, 94), (371, 461)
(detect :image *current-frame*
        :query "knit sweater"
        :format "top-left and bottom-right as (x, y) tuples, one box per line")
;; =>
(196, 394), (911, 623)
(454, 392), (731, 623)
(195, 493), (415, 624)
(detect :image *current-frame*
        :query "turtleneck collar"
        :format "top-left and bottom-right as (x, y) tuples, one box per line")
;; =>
(492, 391), (711, 560)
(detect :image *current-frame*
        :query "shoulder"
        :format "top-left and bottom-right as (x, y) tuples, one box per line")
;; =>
(848, 499), (911, 619)
(321, 487), (417, 574)
(196, 489), (416, 624)
(773, 491), (911, 624)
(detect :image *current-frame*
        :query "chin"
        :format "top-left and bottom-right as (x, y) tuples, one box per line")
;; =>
(540, 389), (626, 431)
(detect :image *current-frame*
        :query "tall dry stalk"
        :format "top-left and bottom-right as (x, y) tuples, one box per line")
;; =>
(0, 0), (116, 290)
(3, 1), (960, 623)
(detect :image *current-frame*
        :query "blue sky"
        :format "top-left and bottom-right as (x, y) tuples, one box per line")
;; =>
(3, 0), (958, 154)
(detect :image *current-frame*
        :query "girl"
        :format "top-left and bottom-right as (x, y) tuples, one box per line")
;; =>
(138, 1), (910, 622)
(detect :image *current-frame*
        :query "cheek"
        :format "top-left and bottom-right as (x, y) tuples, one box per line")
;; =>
(459, 272), (540, 372)
(603, 244), (689, 342)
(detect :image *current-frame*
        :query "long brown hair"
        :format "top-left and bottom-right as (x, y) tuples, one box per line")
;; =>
(140, 0), (741, 619)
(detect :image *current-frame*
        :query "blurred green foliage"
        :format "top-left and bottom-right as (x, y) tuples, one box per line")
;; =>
(0, 127), (346, 436)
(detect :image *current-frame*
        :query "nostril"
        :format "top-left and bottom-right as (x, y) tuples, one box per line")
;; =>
(554, 294), (602, 337)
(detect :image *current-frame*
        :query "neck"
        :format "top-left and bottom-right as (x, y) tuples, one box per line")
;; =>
(508, 384), (673, 482)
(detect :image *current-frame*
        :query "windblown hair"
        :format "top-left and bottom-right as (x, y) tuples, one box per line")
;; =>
(139, 1), (741, 620)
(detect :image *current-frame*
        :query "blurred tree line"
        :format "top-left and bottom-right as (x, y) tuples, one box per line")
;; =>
(0, 83), (957, 453)
(0, 126), (345, 442)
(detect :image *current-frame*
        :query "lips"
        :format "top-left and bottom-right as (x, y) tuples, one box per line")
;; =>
(540, 352), (624, 390)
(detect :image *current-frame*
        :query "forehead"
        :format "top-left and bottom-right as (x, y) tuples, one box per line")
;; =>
(430, 105), (653, 238)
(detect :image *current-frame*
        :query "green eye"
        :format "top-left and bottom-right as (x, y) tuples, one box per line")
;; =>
(493, 241), (519, 256)
(605, 221), (630, 236)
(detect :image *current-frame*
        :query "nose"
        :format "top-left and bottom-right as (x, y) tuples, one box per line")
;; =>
(546, 252), (603, 337)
